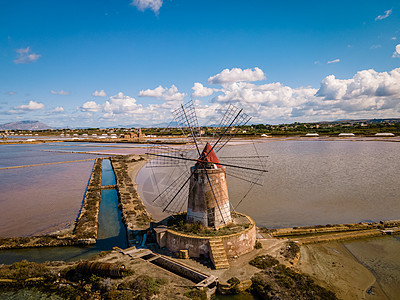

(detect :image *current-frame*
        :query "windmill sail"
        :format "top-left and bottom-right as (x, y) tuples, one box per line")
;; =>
(209, 104), (251, 153)
(146, 145), (192, 168)
(145, 101), (267, 226)
(221, 156), (268, 186)
(152, 168), (192, 213)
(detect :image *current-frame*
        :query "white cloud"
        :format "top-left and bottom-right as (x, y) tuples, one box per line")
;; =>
(391, 37), (397, 40)
(375, 8), (392, 21)
(50, 90), (69, 95)
(76, 91), (184, 125)
(192, 83), (217, 97)
(103, 92), (142, 115)
(327, 59), (340, 64)
(74, 67), (400, 126)
(80, 101), (102, 112)
(138, 85), (165, 98)
(130, 0), (163, 14)
(316, 68), (400, 102)
(13, 47), (40, 64)
(210, 67), (400, 123)
(52, 106), (64, 113)
(139, 85), (186, 101)
(392, 44), (400, 58)
(92, 90), (107, 97)
(7, 92), (15, 95)
(208, 67), (266, 84)
(211, 81), (317, 120)
(14, 100), (45, 111)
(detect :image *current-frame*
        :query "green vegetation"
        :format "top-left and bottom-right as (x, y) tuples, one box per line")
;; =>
(254, 240), (263, 249)
(3, 118), (399, 138)
(167, 212), (249, 236)
(251, 263), (337, 299)
(0, 259), (169, 300)
(226, 277), (242, 294)
(283, 241), (300, 261)
(117, 275), (167, 299)
(0, 260), (55, 282)
(249, 255), (279, 269)
(184, 288), (208, 299)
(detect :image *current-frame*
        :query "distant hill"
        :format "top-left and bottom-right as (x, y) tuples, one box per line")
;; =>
(0, 120), (52, 131)
(320, 118), (400, 124)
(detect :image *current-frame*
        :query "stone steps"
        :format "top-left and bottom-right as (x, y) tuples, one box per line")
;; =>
(209, 238), (229, 269)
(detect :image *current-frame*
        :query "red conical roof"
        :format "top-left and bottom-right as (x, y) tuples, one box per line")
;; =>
(196, 142), (222, 168)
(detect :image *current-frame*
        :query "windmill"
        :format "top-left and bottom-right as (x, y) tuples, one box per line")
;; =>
(146, 101), (267, 229)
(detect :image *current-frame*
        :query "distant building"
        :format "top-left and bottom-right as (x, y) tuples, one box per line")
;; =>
(338, 133), (355, 137)
(375, 133), (395, 137)
(122, 132), (138, 139)
(305, 133), (319, 137)
(123, 128), (144, 139)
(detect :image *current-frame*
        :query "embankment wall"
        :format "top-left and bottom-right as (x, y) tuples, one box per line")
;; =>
(111, 155), (151, 245)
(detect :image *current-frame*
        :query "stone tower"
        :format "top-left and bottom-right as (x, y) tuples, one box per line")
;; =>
(186, 143), (232, 228)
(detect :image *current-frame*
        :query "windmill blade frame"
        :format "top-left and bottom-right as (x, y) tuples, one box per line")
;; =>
(151, 168), (192, 213)
(144, 101), (267, 226)
(209, 104), (252, 153)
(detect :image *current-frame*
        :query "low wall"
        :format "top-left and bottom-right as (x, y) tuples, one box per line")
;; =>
(150, 256), (208, 283)
(73, 157), (103, 242)
(221, 220), (256, 258)
(163, 213), (256, 258)
(270, 220), (400, 237)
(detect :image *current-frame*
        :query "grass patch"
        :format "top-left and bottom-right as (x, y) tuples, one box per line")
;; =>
(184, 288), (208, 299)
(254, 240), (263, 249)
(167, 212), (249, 236)
(118, 275), (166, 299)
(249, 255), (279, 269)
(251, 264), (337, 299)
(0, 260), (55, 282)
(283, 241), (300, 260)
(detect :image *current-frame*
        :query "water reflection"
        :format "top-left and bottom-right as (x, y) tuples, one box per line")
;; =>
(0, 189), (127, 264)
(138, 140), (400, 228)
(101, 159), (116, 186)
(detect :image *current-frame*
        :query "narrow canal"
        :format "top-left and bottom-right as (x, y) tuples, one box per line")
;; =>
(0, 159), (127, 264)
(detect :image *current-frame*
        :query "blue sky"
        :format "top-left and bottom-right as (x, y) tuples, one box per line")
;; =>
(1, 0), (400, 127)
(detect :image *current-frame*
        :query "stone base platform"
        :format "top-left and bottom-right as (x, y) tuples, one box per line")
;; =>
(154, 212), (257, 269)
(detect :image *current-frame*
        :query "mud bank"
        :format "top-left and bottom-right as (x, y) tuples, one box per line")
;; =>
(295, 242), (387, 300)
